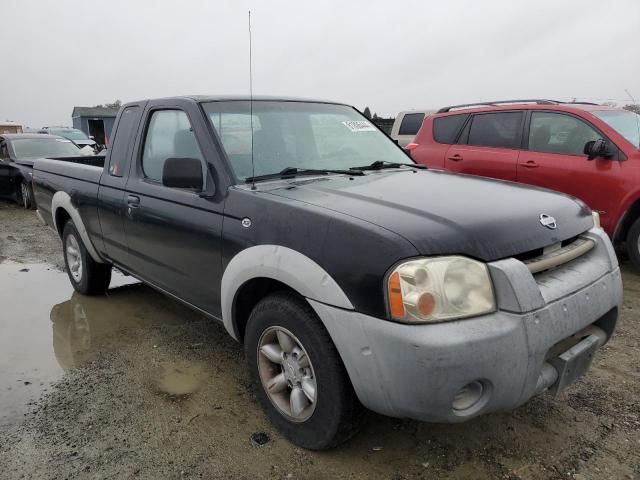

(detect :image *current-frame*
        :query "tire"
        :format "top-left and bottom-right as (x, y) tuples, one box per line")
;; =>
(62, 221), (112, 295)
(19, 180), (36, 210)
(626, 217), (640, 271)
(245, 291), (363, 450)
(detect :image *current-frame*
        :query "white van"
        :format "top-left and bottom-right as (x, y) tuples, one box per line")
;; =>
(390, 110), (433, 147)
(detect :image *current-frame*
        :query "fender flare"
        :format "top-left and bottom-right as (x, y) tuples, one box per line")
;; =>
(52, 191), (104, 263)
(221, 245), (354, 340)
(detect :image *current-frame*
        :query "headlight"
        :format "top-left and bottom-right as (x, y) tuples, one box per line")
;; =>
(592, 211), (601, 229)
(386, 256), (496, 323)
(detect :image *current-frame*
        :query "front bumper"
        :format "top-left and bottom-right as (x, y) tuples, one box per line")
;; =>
(310, 228), (622, 422)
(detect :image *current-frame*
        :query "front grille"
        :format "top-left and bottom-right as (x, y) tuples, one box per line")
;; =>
(517, 236), (595, 274)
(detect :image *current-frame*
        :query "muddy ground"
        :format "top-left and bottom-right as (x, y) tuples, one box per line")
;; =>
(0, 200), (638, 480)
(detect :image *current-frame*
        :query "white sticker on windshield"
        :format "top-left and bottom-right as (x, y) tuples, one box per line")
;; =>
(55, 139), (72, 142)
(342, 120), (376, 132)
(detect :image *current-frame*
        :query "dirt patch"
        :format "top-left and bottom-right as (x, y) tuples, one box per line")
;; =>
(0, 201), (639, 479)
(0, 200), (64, 269)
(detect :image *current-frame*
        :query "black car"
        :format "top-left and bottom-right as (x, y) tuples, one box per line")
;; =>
(41, 127), (98, 151)
(0, 134), (82, 208)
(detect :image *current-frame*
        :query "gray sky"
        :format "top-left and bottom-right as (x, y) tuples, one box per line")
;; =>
(2, 0), (638, 127)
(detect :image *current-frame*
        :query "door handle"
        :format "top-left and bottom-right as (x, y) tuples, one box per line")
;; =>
(519, 160), (539, 168)
(447, 154), (463, 162)
(127, 195), (140, 206)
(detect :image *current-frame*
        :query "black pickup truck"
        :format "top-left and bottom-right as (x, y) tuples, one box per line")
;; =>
(33, 96), (622, 450)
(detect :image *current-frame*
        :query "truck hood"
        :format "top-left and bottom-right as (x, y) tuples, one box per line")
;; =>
(266, 169), (593, 261)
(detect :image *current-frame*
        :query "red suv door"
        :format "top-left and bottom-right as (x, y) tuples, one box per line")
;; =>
(443, 111), (524, 181)
(516, 111), (625, 234)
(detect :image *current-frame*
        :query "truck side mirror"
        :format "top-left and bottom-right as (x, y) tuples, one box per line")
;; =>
(584, 139), (613, 161)
(162, 157), (203, 191)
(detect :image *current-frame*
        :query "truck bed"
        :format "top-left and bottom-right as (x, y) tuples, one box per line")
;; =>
(33, 157), (106, 234)
(34, 156), (104, 184)
(46, 155), (105, 168)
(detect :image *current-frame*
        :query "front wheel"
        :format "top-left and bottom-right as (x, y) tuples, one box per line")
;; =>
(19, 180), (36, 210)
(245, 291), (363, 450)
(62, 221), (112, 295)
(626, 217), (640, 271)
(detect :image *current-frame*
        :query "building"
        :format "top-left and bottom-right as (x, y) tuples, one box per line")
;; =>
(0, 121), (23, 134)
(71, 106), (118, 145)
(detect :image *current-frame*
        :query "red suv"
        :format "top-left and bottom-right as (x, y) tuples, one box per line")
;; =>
(409, 99), (640, 268)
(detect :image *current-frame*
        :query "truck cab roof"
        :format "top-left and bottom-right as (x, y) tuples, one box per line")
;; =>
(126, 95), (348, 106)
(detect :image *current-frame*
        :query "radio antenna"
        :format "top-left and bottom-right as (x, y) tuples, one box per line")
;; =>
(248, 10), (256, 190)
(624, 88), (636, 104)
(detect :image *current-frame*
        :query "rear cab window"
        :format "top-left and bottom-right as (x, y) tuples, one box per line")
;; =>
(398, 113), (425, 136)
(108, 106), (140, 177)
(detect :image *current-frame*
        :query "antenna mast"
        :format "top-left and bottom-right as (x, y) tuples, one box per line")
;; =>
(625, 89), (636, 104)
(249, 10), (256, 190)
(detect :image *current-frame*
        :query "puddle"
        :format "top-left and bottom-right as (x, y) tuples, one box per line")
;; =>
(0, 261), (136, 427)
(49, 282), (184, 369)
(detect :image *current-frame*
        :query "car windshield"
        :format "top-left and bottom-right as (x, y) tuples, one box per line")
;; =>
(203, 101), (411, 180)
(48, 129), (90, 141)
(593, 110), (640, 148)
(11, 137), (80, 159)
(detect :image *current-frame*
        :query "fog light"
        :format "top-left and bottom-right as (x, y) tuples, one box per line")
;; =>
(452, 380), (484, 412)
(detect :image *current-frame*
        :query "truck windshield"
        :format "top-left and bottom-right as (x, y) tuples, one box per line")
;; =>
(12, 138), (80, 159)
(593, 110), (640, 148)
(47, 129), (90, 141)
(203, 101), (411, 180)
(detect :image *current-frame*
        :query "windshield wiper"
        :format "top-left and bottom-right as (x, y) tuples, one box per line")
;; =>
(246, 166), (364, 183)
(349, 160), (427, 171)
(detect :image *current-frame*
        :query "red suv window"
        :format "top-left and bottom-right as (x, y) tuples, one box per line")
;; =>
(433, 114), (468, 144)
(528, 111), (602, 156)
(465, 112), (523, 149)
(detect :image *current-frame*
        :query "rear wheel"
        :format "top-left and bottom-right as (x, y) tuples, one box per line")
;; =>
(626, 217), (640, 271)
(19, 180), (36, 210)
(245, 291), (363, 450)
(62, 221), (112, 295)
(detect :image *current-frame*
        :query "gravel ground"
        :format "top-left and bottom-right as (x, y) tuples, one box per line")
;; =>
(0, 201), (63, 270)
(0, 200), (639, 479)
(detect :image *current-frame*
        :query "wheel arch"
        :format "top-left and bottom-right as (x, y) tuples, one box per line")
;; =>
(51, 191), (104, 263)
(54, 207), (71, 236)
(221, 245), (354, 341)
(613, 195), (640, 245)
(231, 277), (299, 341)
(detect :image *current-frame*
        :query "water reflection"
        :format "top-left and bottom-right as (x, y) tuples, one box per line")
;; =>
(50, 284), (188, 369)
(49, 283), (213, 400)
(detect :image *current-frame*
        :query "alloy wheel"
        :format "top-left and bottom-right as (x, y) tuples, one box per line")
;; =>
(65, 234), (83, 282)
(257, 326), (317, 422)
(21, 183), (29, 208)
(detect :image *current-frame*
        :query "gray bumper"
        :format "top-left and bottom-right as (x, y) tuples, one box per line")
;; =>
(309, 228), (622, 422)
